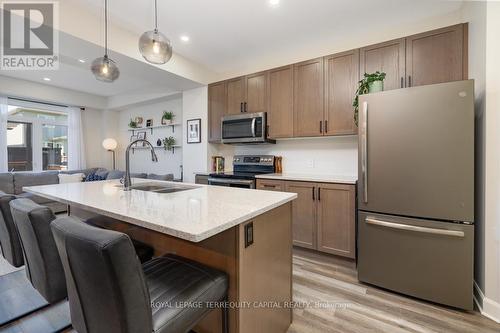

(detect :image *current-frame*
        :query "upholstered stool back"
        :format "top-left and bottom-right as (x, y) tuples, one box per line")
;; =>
(10, 198), (67, 303)
(0, 191), (24, 267)
(51, 216), (153, 333)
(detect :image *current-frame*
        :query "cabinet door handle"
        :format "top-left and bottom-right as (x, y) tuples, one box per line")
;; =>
(408, 76), (412, 87)
(400, 77), (404, 88)
(263, 184), (276, 188)
(312, 187), (315, 200)
(318, 187), (321, 201)
(320, 121), (323, 134)
(240, 102), (243, 113)
(244, 102), (247, 112)
(325, 120), (328, 133)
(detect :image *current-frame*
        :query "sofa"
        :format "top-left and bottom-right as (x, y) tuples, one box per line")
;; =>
(0, 168), (174, 213)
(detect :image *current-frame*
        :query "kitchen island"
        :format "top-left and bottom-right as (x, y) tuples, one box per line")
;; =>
(24, 179), (297, 333)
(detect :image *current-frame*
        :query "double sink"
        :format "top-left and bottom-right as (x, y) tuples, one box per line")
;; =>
(124, 183), (199, 194)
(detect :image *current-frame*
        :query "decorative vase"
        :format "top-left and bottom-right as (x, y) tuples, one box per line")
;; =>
(156, 139), (162, 146)
(368, 80), (384, 93)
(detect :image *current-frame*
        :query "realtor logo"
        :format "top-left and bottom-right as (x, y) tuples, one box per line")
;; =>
(1, 1), (59, 70)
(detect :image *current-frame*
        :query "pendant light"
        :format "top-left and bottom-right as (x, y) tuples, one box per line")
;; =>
(138, 0), (172, 64)
(91, 0), (120, 82)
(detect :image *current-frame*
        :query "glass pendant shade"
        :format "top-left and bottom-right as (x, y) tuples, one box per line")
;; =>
(91, 55), (120, 82)
(139, 29), (172, 64)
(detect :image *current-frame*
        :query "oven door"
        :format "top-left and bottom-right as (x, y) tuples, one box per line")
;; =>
(207, 177), (255, 189)
(221, 112), (265, 144)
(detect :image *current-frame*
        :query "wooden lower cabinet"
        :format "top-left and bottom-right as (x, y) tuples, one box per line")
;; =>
(316, 183), (356, 258)
(284, 181), (316, 249)
(257, 179), (356, 258)
(256, 179), (285, 191)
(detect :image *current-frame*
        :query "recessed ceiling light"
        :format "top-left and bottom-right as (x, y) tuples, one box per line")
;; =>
(43, 77), (51, 81)
(78, 59), (86, 63)
(180, 35), (190, 43)
(269, 0), (280, 7)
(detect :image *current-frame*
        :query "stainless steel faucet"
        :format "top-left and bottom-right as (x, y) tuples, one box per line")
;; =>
(123, 139), (158, 191)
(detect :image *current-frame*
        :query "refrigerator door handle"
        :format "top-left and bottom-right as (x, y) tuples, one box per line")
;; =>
(365, 217), (465, 238)
(362, 101), (368, 203)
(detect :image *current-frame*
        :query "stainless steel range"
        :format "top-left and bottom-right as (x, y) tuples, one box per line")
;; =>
(208, 155), (275, 189)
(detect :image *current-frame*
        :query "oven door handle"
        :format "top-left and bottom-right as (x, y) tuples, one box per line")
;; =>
(251, 118), (257, 137)
(208, 177), (255, 187)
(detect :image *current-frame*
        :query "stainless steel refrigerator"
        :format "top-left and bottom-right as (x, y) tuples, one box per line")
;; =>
(357, 80), (474, 310)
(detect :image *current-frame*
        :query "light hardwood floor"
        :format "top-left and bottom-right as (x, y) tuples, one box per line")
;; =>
(288, 248), (500, 333)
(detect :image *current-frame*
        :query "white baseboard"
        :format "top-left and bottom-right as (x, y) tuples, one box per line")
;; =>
(474, 281), (500, 323)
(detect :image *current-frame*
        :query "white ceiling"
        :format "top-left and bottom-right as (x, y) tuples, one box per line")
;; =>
(0, 29), (202, 97)
(76, 0), (464, 75)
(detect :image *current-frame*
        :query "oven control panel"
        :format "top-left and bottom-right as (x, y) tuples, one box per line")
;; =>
(233, 155), (275, 166)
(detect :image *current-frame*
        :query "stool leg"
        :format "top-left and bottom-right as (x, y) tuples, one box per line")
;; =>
(221, 296), (228, 333)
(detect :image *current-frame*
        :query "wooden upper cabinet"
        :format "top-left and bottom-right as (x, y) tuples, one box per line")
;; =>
(268, 65), (294, 138)
(406, 24), (466, 87)
(245, 72), (268, 113)
(316, 183), (356, 258)
(293, 58), (324, 137)
(286, 181), (316, 249)
(324, 50), (359, 136)
(360, 38), (406, 91)
(226, 77), (245, 115)
(208, 81), (226, 142)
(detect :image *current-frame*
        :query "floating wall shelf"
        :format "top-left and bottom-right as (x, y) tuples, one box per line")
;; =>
(131, 145), (182, 154)
(128, 123), (181, 135)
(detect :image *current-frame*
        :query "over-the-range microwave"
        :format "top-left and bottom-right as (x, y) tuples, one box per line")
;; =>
(221, 112), (276, 144)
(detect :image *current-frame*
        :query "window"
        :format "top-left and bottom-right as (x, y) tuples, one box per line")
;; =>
(7, 101), (69, 172)
(7, 121), (33, 171)
(42, 124), (68, 170)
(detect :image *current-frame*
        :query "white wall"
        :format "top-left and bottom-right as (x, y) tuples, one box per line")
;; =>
(461, 0), (500, 322)
(217, 136), (358, 176)
(482, 0), (500, 321)
(81, 108), (120, 169)
(116, 97), (183, 179)
(182, 87), (208, 183)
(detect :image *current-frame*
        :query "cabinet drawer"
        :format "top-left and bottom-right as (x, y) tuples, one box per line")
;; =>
(358, 211), (474, 310)
(256, 179), (285, 191)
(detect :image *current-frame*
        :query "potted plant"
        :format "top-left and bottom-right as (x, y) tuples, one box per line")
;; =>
(353, 71), (386, 126)
(161, 111), (175, 125)
(128, 118), (138, 128)
(162, 136), (176, 151)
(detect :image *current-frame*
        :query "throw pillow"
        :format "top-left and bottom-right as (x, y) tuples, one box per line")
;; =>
(84, 173), (107, 182)
(58, 173), (85, 184)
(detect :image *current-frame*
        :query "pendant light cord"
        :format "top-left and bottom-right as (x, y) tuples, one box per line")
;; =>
(154, 0), (158, 31)
(104, 0), (108, 56)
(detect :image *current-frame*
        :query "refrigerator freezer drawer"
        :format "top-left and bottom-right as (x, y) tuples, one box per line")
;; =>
(357, 211), (474, 310)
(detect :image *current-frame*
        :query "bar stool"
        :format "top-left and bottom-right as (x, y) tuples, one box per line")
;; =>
(0, 191), (24, 267)
(9, 198), (68, 303)
(85, 214), (154, 263)
(51, 216), (229, 333)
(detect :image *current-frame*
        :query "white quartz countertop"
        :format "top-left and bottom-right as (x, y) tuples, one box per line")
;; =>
(255, 173), (357, 184)
(24, 179), (296, 243)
